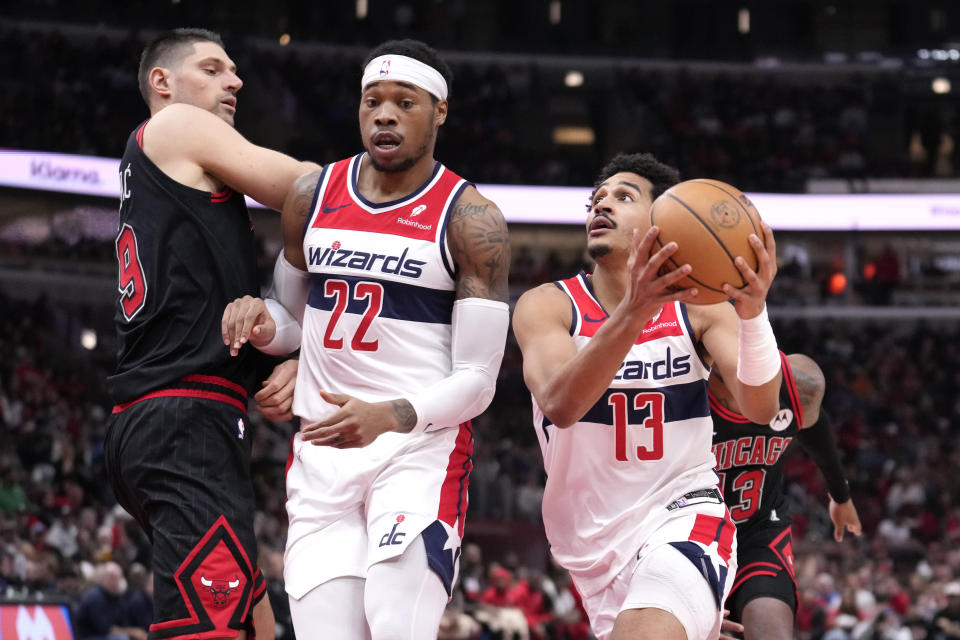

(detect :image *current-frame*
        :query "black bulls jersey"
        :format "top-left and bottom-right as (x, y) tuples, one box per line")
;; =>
(710, 352), (804, 528)
(108, 120), (263, 403)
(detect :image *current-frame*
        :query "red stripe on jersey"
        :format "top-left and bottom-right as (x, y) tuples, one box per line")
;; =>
(135, 121), (148, 148)
(284, 434), (296, 505)
(562, 276), (607, 338)
(112, 388), (246, 413)
(780, 352), (805, 428)
(708, 391), (751, 423)
(437, 422), (474, 537)
(210, 188), (233, 203)
(313, 156), (464, 241)
(182, 374), (249, 398)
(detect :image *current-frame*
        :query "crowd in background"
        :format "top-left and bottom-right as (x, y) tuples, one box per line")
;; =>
(2, 10), (960, 640)
(3, 263), (960, 638)
(1, 23), (957, 193)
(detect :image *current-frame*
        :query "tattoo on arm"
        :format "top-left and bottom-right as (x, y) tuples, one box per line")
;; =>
(391, 399), (417, 433)
(282, 171), (321, 267)
(291, 172), (320, 223)
(448, 194), (510, 302)
(792, 365), (824, 414)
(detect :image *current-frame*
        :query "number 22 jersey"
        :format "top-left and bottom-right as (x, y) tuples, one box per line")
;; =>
(293, 153), (469, 424)
(533, 271), (718, 598)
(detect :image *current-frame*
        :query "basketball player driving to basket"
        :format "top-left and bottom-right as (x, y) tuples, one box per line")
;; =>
(223, 39), (511, 639)
(512, 152), (781, 640)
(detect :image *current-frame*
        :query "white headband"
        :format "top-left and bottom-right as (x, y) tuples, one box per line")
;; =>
(361, 54), (448, 101)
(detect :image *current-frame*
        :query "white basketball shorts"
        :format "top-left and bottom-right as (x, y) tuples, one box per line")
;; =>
(580, 499), (738, 640)
(283, 423), (473, 601)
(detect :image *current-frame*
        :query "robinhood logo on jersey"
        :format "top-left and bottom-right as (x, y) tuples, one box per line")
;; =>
(308, 241), (426, 278)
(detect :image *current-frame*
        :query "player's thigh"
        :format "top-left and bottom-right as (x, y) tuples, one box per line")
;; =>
(365, 428), (470, 594)
(612, 607), (687, 640)
(365, 536), (449, 640)
(117, 398), (260, 636)
(290, 576), (369, 640)
(741, 597), (794, 640)
(619, 543), (729, 640)
(726, 524), (796, 625)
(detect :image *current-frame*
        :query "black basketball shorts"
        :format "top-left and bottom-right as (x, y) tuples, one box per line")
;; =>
(104, 378), (266, 639)
(725, 520), (797, 622)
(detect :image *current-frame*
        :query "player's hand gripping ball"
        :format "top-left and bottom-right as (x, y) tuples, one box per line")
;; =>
(650, 179), (765, 304)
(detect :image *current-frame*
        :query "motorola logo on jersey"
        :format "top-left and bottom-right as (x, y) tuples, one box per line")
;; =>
(308, 243), (426, 278)
(614, 346), (691, 381)
(769, 409), (793, 431)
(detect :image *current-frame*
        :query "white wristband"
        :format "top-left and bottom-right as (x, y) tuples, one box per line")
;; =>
(736, 305), (780, 386)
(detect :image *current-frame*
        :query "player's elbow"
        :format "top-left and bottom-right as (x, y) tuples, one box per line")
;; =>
(538, 398), (580, 429)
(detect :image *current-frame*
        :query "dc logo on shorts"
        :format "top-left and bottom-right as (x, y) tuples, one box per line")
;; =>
(237, 418), (245, 439)
(379, 514), (407, 547)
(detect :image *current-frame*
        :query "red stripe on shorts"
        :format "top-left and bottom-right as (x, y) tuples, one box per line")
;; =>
(112, 388), (246, 414)
(437, 422), (473, 537)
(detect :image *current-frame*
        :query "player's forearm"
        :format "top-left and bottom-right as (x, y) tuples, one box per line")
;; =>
(796, 410), (851, 502)
(537, 311), (646, 428)
(730, 374), (782, 425)
(399, 298), (508, 432)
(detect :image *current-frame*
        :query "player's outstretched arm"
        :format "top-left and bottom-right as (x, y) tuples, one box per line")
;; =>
(790, 353), (862, 541)
(144, 103), (319, 211)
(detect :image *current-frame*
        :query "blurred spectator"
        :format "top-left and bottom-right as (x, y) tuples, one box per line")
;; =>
(74, 561), (146, 640)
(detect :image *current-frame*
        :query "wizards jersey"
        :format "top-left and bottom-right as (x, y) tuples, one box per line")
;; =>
(293, 153), (470, 423)
(533, 271), (718, 597)
(710, 352), (803, 528)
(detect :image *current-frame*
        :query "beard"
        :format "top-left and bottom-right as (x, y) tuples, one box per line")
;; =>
(588, 244), (612, 260)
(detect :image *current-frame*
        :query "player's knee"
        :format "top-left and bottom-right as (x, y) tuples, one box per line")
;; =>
(741, 597), (794, 640)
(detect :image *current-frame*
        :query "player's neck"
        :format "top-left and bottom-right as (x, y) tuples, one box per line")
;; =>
(589, 260), (630, 314)
(357, 153), (436, 203)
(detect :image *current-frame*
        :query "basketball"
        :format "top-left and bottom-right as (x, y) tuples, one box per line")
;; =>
(649, 179), (765, 304)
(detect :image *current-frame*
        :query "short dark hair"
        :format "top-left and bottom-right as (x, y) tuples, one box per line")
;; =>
(591, 152), (681, 201)
(138, 28), (224, 105)
(362, 39), (454, 101)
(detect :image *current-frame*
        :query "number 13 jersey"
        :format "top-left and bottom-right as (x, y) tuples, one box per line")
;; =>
(533, 271), (718, 597)
(294, 153), (469, 424)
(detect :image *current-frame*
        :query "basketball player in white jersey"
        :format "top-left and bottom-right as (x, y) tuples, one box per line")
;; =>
(512, 152), (781, 640)
(224, 40), (510, 639)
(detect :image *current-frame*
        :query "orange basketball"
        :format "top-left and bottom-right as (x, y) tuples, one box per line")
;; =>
(649, 179), (764, 304)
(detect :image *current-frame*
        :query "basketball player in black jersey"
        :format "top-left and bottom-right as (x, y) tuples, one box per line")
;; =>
(711, 352), (862, 640)
(103, 28), (316, 640)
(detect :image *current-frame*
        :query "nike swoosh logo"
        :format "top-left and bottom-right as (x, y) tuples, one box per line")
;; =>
(583, 313), (607, 323)
(321, 203), (350, 213)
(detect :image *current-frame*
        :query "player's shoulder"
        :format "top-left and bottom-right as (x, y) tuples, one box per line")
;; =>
(146, 103), (220, 135)
(450, 184), (505, 222)
(785, 353), (825, 401)
(513, 282), (571, 328)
